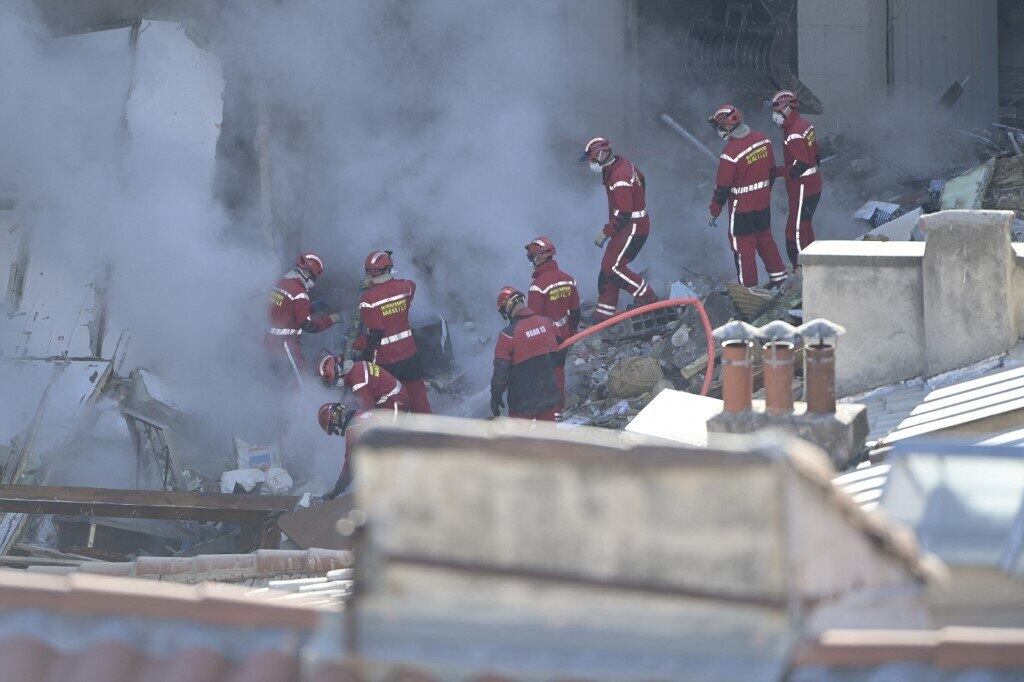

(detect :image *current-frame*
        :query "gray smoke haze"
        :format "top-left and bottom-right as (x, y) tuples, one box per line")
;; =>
(2, 0), (981, 489)
(0, 0), (674, 488)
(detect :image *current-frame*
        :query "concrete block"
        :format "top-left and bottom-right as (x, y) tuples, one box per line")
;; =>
(707, 402), (869, 470)
(922, 210), (1016, 375)
(802, 241), (926, 396)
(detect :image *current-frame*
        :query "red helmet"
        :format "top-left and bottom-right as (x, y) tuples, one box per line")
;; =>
(496, 286), (525, 320)
(580, 137), (612, 164)
(318, 355), (341, 386)
(770, 90), (799, 112)
(297, 252), (324, 279)
(318, 402), (354, 436)
(525, 236), (556, 264)
(364, 250), (394, 276)
(708, 104), (743, 130)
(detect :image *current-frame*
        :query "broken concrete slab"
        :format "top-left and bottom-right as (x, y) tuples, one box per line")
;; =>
(940, 158), (996, 210)
(625, 389), (723, 446)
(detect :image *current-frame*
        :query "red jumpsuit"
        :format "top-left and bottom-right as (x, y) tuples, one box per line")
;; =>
(594, 156), (657, 321)
(527, 259), (580, 415)
(491, 307), (561, 421)
(710, 131), (787, 288)
(266, 270), (336, 387)
(779, 111), (822, 266)
(352, 277), (432, 414)
(343, 361), (409, 412)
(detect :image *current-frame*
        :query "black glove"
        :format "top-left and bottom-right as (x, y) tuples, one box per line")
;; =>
(490, 392), (505, 417)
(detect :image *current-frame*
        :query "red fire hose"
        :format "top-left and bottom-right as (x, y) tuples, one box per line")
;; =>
(556, 297), (716, 397)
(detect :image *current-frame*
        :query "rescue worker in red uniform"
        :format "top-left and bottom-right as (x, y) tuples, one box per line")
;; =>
(317, 355), (410, 413)
(770, 90), (821, 267)
(707, 105), (788, 289)
(317, 402), (375, 498)
(490, 286), (561, 421)
(266, 253), (342, 387)
(351, 250), (432, 414)
(525, 236), (580, 415)
(581, 137), (658, 322)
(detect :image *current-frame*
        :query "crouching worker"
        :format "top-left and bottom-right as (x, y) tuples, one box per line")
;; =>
(318, 402), (403, 499)
(318, 355), (409, 413)
(490, 286), (561, 422)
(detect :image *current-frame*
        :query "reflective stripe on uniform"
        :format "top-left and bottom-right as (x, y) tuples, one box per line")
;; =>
(720, 139), (769, 163)
(376, 383), (403, 405)
(351, 363), (370, 391)
(270, 328), (302, 335)
(529, 279), (576, 295)
(359, 293), (407, 309)
(380, 329), (412, 345)
(609, 181), (631, 189)
(274, 287), (309, 301)
(611, 224), (641, 292)
(729, 203), (742, 284)
(800, 166), (818, 177)
(732, 180), (770, 195)
(796, 182), (805, 252)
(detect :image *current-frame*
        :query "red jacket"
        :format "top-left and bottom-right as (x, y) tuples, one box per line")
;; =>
(343, 361), (405, 411)
(601, 156), (650, 238)
(268, 270), (334, 339)
(527, 259), (580, 341)
(353, 278), (418, 364)
(710, 130), (777, 216)
(491, 307), (560, 414)
(780, 112), (822, 195)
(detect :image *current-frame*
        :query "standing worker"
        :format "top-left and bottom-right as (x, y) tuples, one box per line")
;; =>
(770, 90), (821, 267)
(490, 286), (561, 421)
(525, 236), (580, 415)
(581, 137), (657, 322)
(707, 105), (788, 290)
(352, 250), (432, 413)
(267, 252), (342, 387)
(317, 355), (409, 413)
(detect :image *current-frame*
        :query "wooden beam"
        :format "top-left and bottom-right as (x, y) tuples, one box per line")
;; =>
(0, 485), (298, 523)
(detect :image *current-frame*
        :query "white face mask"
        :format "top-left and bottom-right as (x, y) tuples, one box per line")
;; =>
(772, 111), (785, 126)
(589, 161), (602, 173)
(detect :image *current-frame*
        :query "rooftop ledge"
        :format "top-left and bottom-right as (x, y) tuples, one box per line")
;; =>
(801, 241), (1024, 267)
(800, 240), (926, 266)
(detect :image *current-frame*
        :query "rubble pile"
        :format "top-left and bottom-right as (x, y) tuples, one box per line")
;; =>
(562, 274), (801, 429)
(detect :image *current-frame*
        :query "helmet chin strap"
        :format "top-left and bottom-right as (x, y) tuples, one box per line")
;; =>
(296, 267), (315, 289)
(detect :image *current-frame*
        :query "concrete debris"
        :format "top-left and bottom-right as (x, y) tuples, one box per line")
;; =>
(724, 282), (777, 320)
(940, 157), (997, 210)
(848, 157), (878, 179)
(607, 356), (663, 399)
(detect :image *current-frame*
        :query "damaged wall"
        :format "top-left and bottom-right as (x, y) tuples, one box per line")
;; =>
(799, 0), (998, 126)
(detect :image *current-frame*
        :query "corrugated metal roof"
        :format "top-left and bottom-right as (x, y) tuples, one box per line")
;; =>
(843, 352), (1024, 447)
